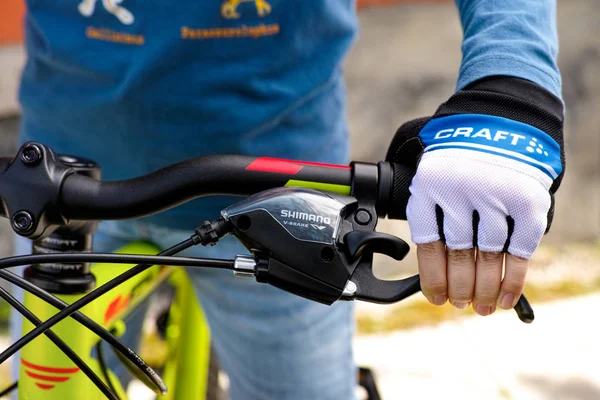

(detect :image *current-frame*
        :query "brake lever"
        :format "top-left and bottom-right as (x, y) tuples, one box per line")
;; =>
(347, 253), (421, 303)
(343, 231), (535, 323)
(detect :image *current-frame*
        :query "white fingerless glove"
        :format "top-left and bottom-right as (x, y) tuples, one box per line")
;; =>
(386, 77), (564, 259)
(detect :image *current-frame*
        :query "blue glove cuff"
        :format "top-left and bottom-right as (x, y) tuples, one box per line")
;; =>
(419, 114), (563, 180)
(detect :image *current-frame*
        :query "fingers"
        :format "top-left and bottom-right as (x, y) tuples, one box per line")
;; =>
(447, 249), (475, 309)
(417, 245), (528, 315)
(470, 209), (509, 315)
(415, 205), (530, 315)
(497, 254), (529, 310)
(473, 251), (503, 316)
(417, 241), (447, 306)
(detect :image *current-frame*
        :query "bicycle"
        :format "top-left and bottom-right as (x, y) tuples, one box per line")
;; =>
(0, 142), (534, 400)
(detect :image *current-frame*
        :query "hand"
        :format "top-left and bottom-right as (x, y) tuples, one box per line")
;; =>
(386, 77), (565, 315)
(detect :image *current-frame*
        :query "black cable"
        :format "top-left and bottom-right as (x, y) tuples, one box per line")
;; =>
(0, 255), (231, 395)
(0, 271), (159, 397)
(0, 381), (17, 397)
(96, 340), (120, 398)
(0, 252), (234, 272)
(0, 287), (119, 400)
(0, 238), (234, 394)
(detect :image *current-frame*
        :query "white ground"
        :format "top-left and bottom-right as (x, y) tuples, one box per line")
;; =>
(354, 294), (600, 400)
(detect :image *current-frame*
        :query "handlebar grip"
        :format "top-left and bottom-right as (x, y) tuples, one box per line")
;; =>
(514, 294), (535, 323)
(386, 163), (415, 220)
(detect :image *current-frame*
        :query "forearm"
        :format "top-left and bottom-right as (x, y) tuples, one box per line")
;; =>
(455, 0), (561, 98)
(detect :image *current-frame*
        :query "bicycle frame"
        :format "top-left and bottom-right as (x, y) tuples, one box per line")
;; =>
(17, 241), (213, 400)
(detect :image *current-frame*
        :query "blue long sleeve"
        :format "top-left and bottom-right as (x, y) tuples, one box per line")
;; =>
(455, 0), (561, 98)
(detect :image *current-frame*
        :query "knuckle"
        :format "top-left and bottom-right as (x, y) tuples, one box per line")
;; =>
(474, 274), (502, 305)
(448, 284), (473, 300)
(474, 287), (500, 304)
(423, 279), (447, 295)
(478, 251), (503, 264)
(418, 242), (441, 258)
(502, 276), (526, 293)
(505, 266), (528, 289)
(510, 255), (530, 268)
(447, 249), (474, 264)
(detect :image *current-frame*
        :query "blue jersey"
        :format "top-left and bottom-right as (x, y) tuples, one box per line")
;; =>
(19, 0), (561, 229)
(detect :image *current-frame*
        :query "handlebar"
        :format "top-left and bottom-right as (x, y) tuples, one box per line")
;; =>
(61, 157), (416, 222)
(0, 143), (412, 234)
(60, 156), (356, 220)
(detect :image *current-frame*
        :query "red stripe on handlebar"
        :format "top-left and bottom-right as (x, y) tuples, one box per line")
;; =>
(293, 160), (351, 169)
(246, 157), (350, 174)
(246, 158), (303, 174)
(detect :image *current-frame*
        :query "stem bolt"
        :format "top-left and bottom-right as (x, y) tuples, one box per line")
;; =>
(12, 211), (34, 234)
(21, 143), (43, 166)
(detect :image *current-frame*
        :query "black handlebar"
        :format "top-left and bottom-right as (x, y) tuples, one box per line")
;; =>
(0, 142), (411, 228)
(60, 155), (356, 220)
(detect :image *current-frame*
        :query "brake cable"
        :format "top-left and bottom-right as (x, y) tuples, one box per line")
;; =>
(0, 225), (233, 397)
(96, 338), (120, 397)
(0, 286), (119, 400)
(0, 381), (18, 398)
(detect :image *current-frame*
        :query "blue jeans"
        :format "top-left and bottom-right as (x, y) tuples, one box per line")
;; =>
(11, 220), (356, 400)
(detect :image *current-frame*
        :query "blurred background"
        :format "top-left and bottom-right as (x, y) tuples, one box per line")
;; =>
(1, 0), (599, 399)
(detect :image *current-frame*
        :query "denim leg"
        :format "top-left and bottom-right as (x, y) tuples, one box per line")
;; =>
(148, 226), (357, 400)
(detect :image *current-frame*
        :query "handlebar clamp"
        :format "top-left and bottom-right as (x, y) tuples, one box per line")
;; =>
(0, 143), (77, 239)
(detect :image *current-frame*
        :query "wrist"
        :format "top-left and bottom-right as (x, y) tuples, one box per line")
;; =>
(464, 75), (564, 119)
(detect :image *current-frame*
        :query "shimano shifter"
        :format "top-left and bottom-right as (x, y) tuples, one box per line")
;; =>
(221, 185), (419, 305)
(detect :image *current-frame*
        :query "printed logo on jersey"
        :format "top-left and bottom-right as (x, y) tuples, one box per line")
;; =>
(181, 1), (279, 41)
(419, 114), (562, 179)
(78, 0), (135, 25)
(78, 0), (145, 45)
(222, 0), (272, 19)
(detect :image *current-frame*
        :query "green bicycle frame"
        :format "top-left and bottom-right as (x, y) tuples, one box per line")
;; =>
(18, 241), (212, 400)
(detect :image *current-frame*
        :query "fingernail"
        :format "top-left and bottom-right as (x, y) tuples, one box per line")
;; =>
(475, 304), (492, 316)
(433, 294), (447, 306)
(451, 301), (469, 309)
(499, 293), (515, 309)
